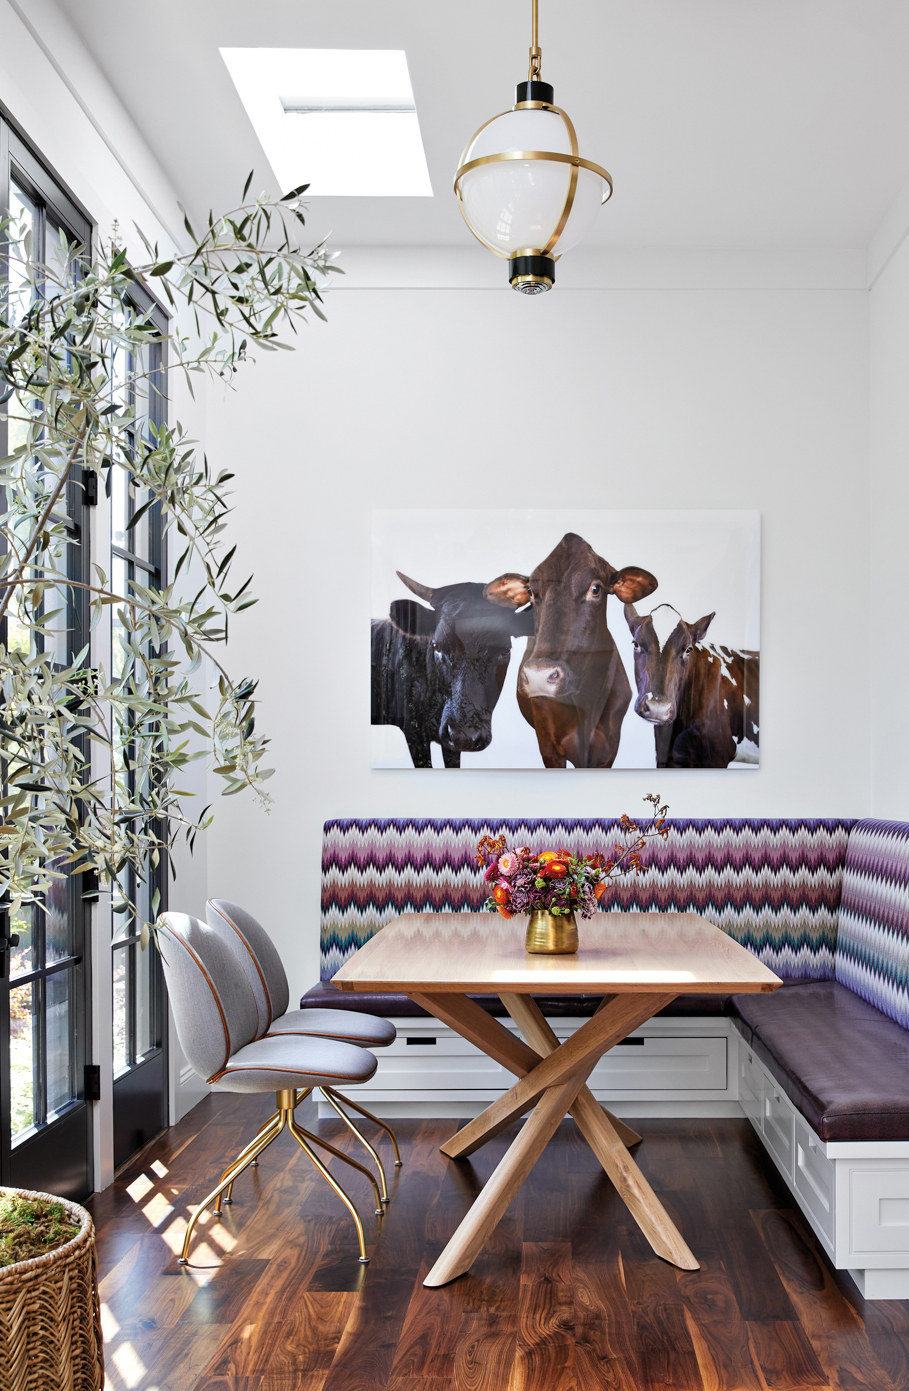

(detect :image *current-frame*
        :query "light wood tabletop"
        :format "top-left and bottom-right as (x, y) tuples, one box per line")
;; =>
(332, 910), (782, 995)
(333, 910), (782, 1287)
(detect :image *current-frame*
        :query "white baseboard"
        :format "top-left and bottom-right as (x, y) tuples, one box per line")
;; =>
(848, 1267), (909, 1299)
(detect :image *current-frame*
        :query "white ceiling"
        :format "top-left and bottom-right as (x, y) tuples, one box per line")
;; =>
(59, 0), (909, 252)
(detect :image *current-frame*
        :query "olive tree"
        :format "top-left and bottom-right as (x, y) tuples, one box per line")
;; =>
(0, 180), (337, 943)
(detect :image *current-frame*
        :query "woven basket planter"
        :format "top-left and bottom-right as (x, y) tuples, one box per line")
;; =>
(0, 1188), (103, 1391)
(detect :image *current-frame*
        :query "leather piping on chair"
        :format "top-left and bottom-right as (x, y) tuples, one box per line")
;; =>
(209, 900), (274, 1030)
(164, 926), (233, 1074)
(208, 1062), (373, 1086)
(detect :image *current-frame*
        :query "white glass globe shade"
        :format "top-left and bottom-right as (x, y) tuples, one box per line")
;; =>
(457, 107), (607, 257)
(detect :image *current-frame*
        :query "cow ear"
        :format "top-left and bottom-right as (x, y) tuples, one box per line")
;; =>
(397, 571), (435, 605)
(608, 567), (658, 603)
(388, 599), (437, 638)
(484, 573), (531, 609)
(623, 602), (640, 634)
(688, 612), (716, 644)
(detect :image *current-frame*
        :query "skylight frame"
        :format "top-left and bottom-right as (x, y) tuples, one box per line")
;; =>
(220, 48), (433, 199)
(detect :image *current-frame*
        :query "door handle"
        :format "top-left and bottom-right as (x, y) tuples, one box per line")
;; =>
(0, 932), (20, 980)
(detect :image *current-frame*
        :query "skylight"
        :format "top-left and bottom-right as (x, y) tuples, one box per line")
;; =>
(220, 49), (433, 198)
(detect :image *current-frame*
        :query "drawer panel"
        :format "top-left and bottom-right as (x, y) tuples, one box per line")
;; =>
(850, 1167), (909, 1255)
(589, 1036), (727, 1091)
(738, 1045), (762, 1127)
(762, 1081), (794, 1177)
(793, 1116), (835, 1246)
(367, 1030), (726, 1093)
(365, 1051), (513, 1091)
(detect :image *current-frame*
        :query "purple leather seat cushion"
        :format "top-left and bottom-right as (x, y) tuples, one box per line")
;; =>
(730, 980), (909, 1142)
(300, 979), (729, 1019)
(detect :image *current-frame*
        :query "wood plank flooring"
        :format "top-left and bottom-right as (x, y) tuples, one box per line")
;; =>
(89, 1093), (909, 1390)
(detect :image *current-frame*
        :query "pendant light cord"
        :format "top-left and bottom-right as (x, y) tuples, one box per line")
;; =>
(529, 0), (542, 80)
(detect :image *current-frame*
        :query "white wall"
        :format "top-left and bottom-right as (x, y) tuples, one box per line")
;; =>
(870, 231), (909, 817)
(203, 282), (871, 1002)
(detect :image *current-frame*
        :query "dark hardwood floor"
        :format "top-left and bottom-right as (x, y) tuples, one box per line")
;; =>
(89, 1093), (909, 1390)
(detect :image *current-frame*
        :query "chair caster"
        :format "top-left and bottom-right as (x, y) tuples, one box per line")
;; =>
(395, 1160), (403, 1167)
(251, 1159), (258, 1166)
(375, 1208), (384, 1216)
(178, 1257), (189, 1265)
(222, 1197), (233, 1205)
(358, 1256), (370, 1264)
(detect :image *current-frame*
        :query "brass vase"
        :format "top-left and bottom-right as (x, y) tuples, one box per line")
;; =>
(525, 909), (579, 955)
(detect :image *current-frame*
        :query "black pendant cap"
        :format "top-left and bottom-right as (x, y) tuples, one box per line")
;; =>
(515, 80), (554, 106)
(509, 255), (556, 295)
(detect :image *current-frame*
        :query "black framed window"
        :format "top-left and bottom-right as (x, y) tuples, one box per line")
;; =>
(1, 117), (95, 1198)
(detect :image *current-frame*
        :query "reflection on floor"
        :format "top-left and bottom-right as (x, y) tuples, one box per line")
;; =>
(89, 1094), (909, 1390)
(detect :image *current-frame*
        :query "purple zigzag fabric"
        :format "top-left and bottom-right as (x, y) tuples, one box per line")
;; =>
(835, 819), (909, 1027)
(320, 818), (854, 981)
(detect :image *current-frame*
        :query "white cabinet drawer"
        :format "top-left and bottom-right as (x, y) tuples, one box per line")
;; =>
(794, 1116), (835, 1246)
(849, 1167), (909, 1256)
(762, 1079), (795, 1177)
(738, 1044), (762, 1127)
(589, 1035), (727, 1091)
(366, 1026), (726, 1094)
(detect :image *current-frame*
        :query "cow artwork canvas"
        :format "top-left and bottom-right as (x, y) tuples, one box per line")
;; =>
(371, 510), (760, 770)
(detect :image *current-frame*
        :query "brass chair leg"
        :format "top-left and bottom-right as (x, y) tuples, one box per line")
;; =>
(296, 1122), (385, 1216)
(221, 1089), (314, 1201)
(319, 1087), (389, 1203)
(322, 1086), (403, 1167)
(216, 1114), (283, 1208)
(180, 1110), (289, 1264)
(181, 1090), (373, 1268)
(288, 1113), (370, 1263)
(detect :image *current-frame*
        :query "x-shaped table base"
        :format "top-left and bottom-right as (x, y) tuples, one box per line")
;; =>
(409, 990), (700, 1287)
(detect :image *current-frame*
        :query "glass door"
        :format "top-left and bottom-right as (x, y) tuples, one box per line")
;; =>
(0, 124), (94, 1199)
(109, 296), (168, 1169)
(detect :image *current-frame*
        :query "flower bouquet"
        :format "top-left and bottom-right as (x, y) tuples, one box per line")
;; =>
(476, 794), (670, 954)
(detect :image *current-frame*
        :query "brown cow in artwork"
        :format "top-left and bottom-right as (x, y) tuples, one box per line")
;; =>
(498, 533), (657, 768)
(624, 602), (760, 768)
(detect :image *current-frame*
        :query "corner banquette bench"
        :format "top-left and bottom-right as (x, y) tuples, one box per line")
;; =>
(300, 817), (909, 1297)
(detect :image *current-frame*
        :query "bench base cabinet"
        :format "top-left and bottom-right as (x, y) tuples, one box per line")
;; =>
(326, 1014), (909, 1298)
(739, 1039), (909, 1300)
(342, 1016), (731, 1111)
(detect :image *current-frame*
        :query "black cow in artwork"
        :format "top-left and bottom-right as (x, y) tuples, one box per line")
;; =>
(371, 572), (534, 768)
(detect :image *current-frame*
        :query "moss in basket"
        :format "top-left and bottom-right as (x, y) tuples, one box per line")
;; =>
(0, 1194), (79, 1267)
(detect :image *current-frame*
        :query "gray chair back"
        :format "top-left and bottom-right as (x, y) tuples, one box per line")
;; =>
(206, 899), (290, 1033)
(157, 912), (260, 1082)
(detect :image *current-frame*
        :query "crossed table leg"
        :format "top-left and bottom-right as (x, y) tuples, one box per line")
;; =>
(409, 990), (699, 1287)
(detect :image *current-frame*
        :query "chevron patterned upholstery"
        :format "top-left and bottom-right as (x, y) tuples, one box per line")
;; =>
(834, 819), (909, 1027)
(320, 818), (854, 983)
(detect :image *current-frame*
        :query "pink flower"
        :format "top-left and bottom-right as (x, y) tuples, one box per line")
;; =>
(498, 853), (518, 877)
(484, 861), (499, 882)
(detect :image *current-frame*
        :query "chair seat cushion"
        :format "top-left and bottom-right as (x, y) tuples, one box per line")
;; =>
(213, 1034), (377, 1093)
(300, 980), (731, 1019)
(268, 1008), (396, 1048)
(730, 981), (909, 1142)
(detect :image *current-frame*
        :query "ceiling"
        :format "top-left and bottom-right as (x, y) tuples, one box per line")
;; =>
(59, 0), (909, 251)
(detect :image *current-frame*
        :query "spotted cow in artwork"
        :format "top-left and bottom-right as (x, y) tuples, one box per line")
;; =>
(624, 602), (760, 768)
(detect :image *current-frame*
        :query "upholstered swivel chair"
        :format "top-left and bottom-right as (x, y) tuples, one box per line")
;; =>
(158, 912), (384, 1266)
(206, 899), (402, 1203)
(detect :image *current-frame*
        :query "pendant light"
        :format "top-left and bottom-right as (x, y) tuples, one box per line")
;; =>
(454, 0), (612, 294)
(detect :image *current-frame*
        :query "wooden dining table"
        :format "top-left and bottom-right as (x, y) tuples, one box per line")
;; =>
(332, 910), (781, 1287)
